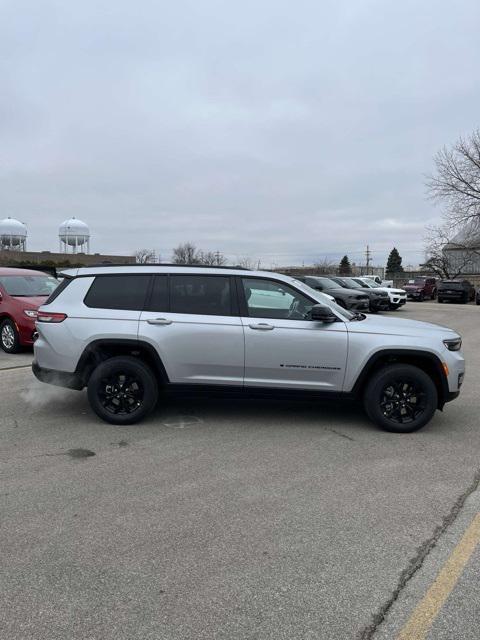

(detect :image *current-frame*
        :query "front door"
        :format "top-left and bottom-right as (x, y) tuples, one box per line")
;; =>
(239, 277), (348, 390)
(138, 274), (245, 386)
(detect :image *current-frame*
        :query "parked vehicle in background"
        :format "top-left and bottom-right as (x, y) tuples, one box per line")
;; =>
(476, 288), (480, 305)
(328, 276), (390, 312)
(33, 264), (464, 433)
(437, 280), (475, 304)
(352, 277), (407, 310)
(0, 268), (59, 353)
(404, 277), (438, 301)
(363, 275), (394, 288)
(293, 276), (369, 311)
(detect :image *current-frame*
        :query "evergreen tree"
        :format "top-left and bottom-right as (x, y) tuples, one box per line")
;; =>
(386, 247), (404, 274)
(338, 255), (352, 275)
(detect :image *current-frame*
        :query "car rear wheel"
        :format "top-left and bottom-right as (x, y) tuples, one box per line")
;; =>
(0, 319), (21, 353)
(363, 364), (438, 433)
(87, 356), (159, 425)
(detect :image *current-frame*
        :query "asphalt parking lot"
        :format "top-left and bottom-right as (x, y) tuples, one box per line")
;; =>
(1, 302), (479, 640)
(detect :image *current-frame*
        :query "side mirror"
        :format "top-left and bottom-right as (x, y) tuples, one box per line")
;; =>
(311, 304), (337, 323)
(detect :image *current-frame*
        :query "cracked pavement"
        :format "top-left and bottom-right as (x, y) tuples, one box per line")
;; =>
(1, 302), (479, 639)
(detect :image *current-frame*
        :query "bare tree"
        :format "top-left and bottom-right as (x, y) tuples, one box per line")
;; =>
(427, 129), (480, 227)
(172, 242), (201, 264)
(134, 248), (156, 264)
(198, 250), (227, 266)
(312, 257), (337, 275)
(236, 257), (261, 269)
(422, 223), (479, 279)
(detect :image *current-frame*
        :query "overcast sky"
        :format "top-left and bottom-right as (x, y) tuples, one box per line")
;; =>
(1, 0), (479, 267)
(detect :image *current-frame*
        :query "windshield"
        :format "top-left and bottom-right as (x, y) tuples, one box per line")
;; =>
(439, 281), (464, 289)
(336, 277), (362, 289)
(293, 279), (356, 321)
(0, 275), (59, 296)
(308, 277), (338, 290)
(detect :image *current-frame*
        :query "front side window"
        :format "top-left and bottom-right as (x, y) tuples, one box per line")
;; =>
(242, 278), (315, 320)
(170, 275), (231, 315)
(84, 275), (150, 310)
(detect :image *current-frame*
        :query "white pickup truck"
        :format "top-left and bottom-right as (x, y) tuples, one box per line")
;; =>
(363, 275), (394, 288)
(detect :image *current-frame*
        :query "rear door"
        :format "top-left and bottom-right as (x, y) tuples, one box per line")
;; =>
(238, 276), (348, 390)
(138, 274), (244, 386)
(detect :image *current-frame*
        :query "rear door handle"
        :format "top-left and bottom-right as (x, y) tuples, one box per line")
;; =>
(248, 323), (274, 330)
(147, 318), (172, 325)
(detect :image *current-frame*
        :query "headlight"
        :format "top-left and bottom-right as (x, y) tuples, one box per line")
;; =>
(443, 337), (462, 351)
(23, 309), (38, 318)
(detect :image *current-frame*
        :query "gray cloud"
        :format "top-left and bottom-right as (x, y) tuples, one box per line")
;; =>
(1, 0), (479, 267)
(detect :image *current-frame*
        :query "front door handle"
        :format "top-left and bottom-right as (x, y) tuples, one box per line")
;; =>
(147, 318), (172, 325)
(248, 323), (274, 331)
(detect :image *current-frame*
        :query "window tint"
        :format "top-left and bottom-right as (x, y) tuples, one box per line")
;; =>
(84, 275), (150, 310)
(242, 278), (315, 320)
(170, 275), (231, 315)
(147, 275), (169, 311)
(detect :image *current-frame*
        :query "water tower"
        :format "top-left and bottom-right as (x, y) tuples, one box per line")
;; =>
(59, 217), (90, 254)
(0, 217), (27, 251)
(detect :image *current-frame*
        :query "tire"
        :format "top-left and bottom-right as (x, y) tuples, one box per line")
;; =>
(438, 298), (444, 303)
(363, 364), (438, 433)
(388, 304), (400, 311)
(476, 298), (480, 306)
(431, 289), (437, 300)
(0, 319), (21, 353)
(87, 356), (158, 425)
(462, 293), (468, 304)
(418, 292), (424, 302)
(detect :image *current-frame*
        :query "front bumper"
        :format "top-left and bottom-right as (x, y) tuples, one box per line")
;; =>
(348, 300), (370, 311)
(370, 297), (390, 311)
(32, 361), (84, 390)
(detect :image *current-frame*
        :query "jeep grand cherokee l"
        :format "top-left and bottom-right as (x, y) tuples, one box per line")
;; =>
(33, 265), (464, 433)
(293, 276), (369, 311)
(328, 276), (390, 312)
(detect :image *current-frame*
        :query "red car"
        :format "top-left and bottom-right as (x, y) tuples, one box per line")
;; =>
(0, 267), (59, 353)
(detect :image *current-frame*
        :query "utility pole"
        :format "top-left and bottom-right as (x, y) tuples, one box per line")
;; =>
(365, 245), (372, 274)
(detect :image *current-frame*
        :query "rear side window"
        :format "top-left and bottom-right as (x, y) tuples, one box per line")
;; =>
(84, 275), (150, 310)
(170, 275), (231, 315)
(44, 277), (72, 304)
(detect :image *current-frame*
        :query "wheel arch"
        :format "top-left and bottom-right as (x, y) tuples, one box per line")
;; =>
(351, 349), (449, 409)
(75, 339), (169, 386)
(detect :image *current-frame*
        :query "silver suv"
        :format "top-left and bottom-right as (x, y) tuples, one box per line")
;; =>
(32, 265), (465, 433)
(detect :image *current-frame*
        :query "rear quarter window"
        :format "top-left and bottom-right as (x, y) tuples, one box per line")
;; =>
(84, 275), (151, 310)
(44, 277), (72, 304)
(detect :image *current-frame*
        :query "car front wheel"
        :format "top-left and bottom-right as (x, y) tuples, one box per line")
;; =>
(363, 364), (438, 433)
(87, 356), (159, 425)
(0, 319), (21, 353)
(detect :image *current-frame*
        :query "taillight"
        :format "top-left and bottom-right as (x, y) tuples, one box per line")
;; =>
(36, 311), (68, 323)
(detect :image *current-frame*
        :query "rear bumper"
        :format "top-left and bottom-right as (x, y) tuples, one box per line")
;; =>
(32, 361), (84, 390)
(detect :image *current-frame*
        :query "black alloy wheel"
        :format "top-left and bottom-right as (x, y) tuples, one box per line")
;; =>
(364, 364), (437, 433)
(87, 356), (158, 425)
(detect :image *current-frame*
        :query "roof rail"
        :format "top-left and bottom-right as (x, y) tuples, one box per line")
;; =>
(84, 262), (251, 270)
